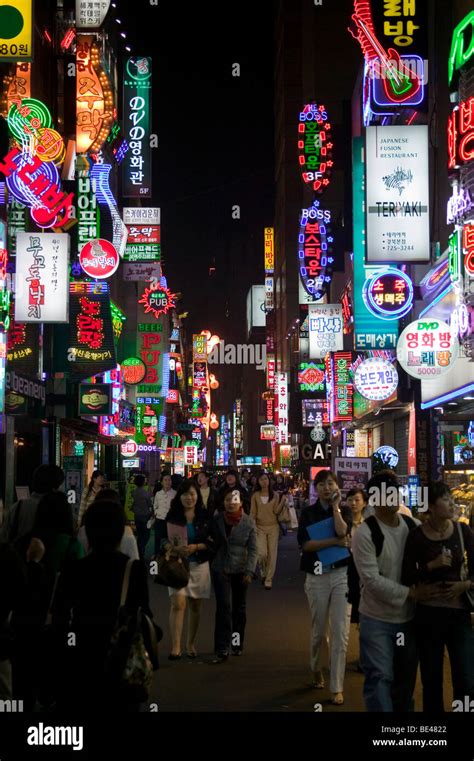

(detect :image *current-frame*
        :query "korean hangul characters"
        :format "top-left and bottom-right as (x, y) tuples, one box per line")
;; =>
(77, 108), (102, 141)
(438, 332), (452, 348)
(407, 351), (421, 366)
(18, 45), (29, 58)
(420, 351), (435, 366)
(374, 293), (384, 306)
(384, 293), (395, 305)
(384, 17), (419, 45)
(406, 332), (419, 348)
(436, 351), (452, 367)
(130, 155), (144, 170)
(420, 332), (435, 348)
(130, 171), (144, 185)
(28, 281), (44, 306)
(395, 293), (406, 304)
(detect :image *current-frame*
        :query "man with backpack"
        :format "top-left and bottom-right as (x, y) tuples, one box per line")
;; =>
(352, 471), (439, 712)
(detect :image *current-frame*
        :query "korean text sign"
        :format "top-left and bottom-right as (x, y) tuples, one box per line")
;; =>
(15, 232), (69, 322)
(122, 57), (152, 198)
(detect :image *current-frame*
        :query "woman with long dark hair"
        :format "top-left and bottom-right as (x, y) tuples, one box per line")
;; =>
(402, 481), (474, 712)
(250, 472), (287, 590)
(162, 480), (213, 659)
(78, 470), (105, 527)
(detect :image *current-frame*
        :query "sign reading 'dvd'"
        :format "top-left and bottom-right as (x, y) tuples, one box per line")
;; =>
(79, 383), (112, 416)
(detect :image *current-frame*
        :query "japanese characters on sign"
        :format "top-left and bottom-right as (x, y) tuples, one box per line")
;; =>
(123, 57), (152, 198)
(298, 104), (333, 192)
(298, 200), (334, 302)
(15, 233), (69, 323)
(308, 304), (344, 358)
(366, 126), (430, 263)
(0, 0), (33, 62)
(76, 36), (114, 154)
(397, 319), (459, 378)
(354, 356), (399, 401)
(362, 269), (414, 320)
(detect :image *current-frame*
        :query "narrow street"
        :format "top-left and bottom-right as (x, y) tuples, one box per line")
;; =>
(148, 533), (451, 713)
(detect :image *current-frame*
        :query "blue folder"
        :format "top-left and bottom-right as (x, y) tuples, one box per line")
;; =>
(307, 517), (350, 566)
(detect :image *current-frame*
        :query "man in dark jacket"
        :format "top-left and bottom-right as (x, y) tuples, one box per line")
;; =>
(131, 475), (153, 560)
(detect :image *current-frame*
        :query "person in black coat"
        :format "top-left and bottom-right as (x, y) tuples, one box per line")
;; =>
(217, 470), (250, 514)
(195, 470), (218, 517)
(51, 500), (161, 711)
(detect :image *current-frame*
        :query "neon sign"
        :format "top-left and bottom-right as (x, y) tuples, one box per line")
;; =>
(298, 104), (333, 192)
(79, 239), (119, 280)
(448, 11), (474, 86)
(90, 163), (127, 256)
(0, 146), (74, 229)
(121, 357), (146, 385)
(298, 362), (325, 392)
(363, 269), (414, 320)
(123, 57), (152, 198)
(354, 356), (398, 401)
(447, 186), (474, 225)
(327, 352), (353, 423)
(448, 98), (474, 170)
(298, 200), (334, 300)
(264, 227), (274, 273)
(139, 284), (176, 319)
(76, 37), (114, 154)
(463, 224), (474, 277)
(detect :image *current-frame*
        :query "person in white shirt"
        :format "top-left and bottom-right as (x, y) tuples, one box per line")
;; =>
(153, 473), (176, 556)
(352, 471), (439, 712)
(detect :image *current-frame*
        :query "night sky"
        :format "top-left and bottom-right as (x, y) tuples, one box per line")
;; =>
(120, 0), (276, 343)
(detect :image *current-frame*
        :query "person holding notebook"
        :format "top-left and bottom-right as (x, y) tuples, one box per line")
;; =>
(297, 470), (352, 705)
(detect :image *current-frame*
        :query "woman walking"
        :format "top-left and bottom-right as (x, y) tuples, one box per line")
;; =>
(298, 470), (352, 705)
(250, 472), (287, 590)
(210, 489), (258, 662)
(162, 480), (213, 659)
(402, 481), (474, 712)
(77, 470), (105, 527)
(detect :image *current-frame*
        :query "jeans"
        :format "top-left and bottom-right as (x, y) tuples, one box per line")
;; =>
(212, 572), (248, 655)
(134, 516), (150, 561)
(415, 605), (474, 712)
(359, 613), (417, 712)
(304, 568), (351, 693)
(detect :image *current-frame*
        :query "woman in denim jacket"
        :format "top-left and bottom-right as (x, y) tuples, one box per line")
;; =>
(209, 489), (258, 662)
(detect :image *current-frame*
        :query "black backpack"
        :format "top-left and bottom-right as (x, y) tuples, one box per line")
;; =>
(364, 514), (417, 556)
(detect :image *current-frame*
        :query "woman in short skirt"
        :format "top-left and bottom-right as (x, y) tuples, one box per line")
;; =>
(162, 480), (213, 659)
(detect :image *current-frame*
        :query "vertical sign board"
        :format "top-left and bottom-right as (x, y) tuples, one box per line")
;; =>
(76, 0), (111, 28)
(366, 126), (430, 263)
(277, 372), (288, 444)
(15, 233), (69, 323)
(123, 57), (152, 198)
(352, 138), (398, 349)
(308, 304), (344, 358)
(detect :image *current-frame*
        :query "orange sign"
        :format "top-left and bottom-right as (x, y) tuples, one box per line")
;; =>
(76, 36), (114, 154)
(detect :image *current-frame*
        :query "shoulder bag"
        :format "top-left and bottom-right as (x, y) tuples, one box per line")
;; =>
(153, 546), (190, 589)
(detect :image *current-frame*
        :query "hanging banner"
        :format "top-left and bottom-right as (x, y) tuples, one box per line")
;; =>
(122, 57), (152, 198)
(15, 232), (69, 323)
(308, 304), (343, 358)
(366, 126), (430, 263)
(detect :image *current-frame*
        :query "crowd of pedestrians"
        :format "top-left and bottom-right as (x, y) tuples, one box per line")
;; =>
(0, 464), (472, 713)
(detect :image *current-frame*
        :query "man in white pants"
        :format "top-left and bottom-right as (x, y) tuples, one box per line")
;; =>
(298, 470), (352, 706)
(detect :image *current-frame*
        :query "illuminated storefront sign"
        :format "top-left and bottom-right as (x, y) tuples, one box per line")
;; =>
(419, 255), (450, 303)
(264, 227), (274, 273)
(266, 353), (275, 391)
(354, 356), (398, 401)
(79, 238), (119, 279)
(0, 0), (33, 62)
(90, 163), (127, 257)
(99, 367), (122, 437)
(68, 281), (116, 378)
(193, 362), (207, 389)
(340, 284), (354, 335)
(79, 383), (112, 415)
(265, 275), (274, 311)
(122, 262), (161, 282)
(448, 229), (462, 287)
(193, 334), (207, 362)
(276, 372), (288, 444)
(397, 319), (459, 379)
(448, 98), (474, 170)
(366, 126), (430, 263)
(76, 36), (114, 154)
(123, 57), (152, 198)
(121, 357), (146, 385)
(137, 320), (163, 395)
(123, 207), (160, 225)
(260, 425), (276, 441)
(121, 439), (138, 457)
(7, 196), (26, 259)
(124, 224), (161, 262)
(448, 10), (474, 86)
(374, 445), (399, 469)
(15, 232), (69, 322)
(76, 0), (111, 29)
(298, 362), (325, 392)
(362, 269), (414, 320)
(166, 389), (179, 403)
(327, 352), (353, 423)
(308, 303), (343, 358)
(77, 171), (99, 250)
(464, 223), (474, 277)
(447, 186), (474, 225)
(110, 301), (126, 343)
(352, 138), (398, 350)
(298, 200), (334, 301)
(0, 63), (30, 118)
(265, 395), (274, 424)
(0, 146), (74, 228)
(298, 103), (333, 192)
(139, 283), (176, 319)
(302, 398), (329, 427)
(0, 221), (8, 415)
